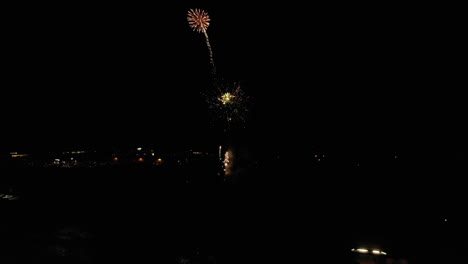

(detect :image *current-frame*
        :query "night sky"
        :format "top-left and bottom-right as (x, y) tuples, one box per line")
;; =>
(3, 4), (466, 154)
(2, 5), (467, 262)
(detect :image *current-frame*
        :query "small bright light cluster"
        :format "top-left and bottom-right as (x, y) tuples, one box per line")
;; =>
(223, 150), (233, 176)
(219, 92), (235, 105)
(187, 8), (210, 33)
(351, 248), (387, 255)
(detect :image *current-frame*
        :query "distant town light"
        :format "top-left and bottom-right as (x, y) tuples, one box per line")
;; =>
(352, 248), (387, 255)
(11, 153), (29, 158)
(138, 158), (144, 162)
(353, 248), (369, 253)
(137, 147), (142, 151)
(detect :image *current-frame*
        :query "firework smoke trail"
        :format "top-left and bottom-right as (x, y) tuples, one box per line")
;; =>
(188, 9), (216, 77)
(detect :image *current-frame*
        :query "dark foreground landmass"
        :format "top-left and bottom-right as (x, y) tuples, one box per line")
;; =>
(2, 153), (467, 263)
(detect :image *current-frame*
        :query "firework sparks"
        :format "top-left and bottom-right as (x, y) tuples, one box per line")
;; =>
(219, 92), (235, 105)
(187, 8), (210, 33)
(188, 8), (216, 76)
(205, 80), (250, 129)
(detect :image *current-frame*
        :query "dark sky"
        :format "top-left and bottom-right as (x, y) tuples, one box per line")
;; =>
(3, 4), (466, 153)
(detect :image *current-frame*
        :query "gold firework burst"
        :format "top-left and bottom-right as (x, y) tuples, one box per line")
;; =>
(219, 92), (235, 105)
(187, 8), (210, 33)
(205, 81), (250, 129)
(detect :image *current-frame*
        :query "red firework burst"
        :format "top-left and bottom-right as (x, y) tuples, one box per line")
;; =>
(187, 8), (210, 33)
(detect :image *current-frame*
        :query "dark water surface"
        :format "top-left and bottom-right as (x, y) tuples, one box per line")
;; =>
(2, 165), (467, 263)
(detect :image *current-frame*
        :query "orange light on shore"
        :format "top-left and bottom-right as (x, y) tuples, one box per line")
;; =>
(138, 158), (144, 162)
(113, 157), (119, 161)
(157, 158), (163, 163)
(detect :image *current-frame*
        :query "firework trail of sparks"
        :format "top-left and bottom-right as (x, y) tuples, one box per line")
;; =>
(188, 8), (216, 77)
